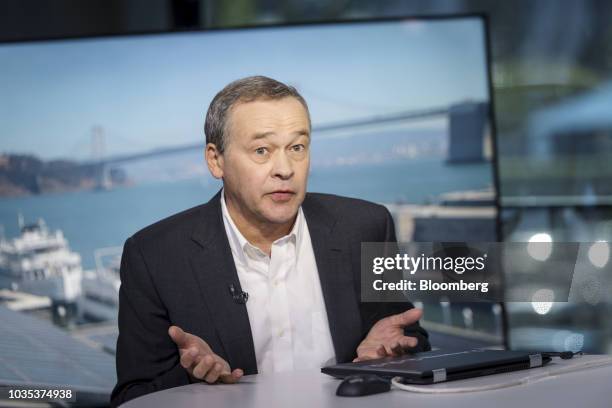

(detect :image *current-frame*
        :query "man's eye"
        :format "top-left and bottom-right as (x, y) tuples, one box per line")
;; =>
(291, 144), (305, 152)
(254, 147), (268, 155)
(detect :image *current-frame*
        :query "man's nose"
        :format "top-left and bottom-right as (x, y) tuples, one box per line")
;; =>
(271, 150), (294, 180)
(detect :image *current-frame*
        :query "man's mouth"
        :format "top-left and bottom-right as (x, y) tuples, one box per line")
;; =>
(268, 190), (295, 202)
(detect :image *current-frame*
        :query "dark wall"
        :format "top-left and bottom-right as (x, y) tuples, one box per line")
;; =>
(0, 0), (173, 42)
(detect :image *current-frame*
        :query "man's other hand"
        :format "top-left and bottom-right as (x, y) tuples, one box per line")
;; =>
(354, 308), (422, 362)
(168, 325), (243, 383)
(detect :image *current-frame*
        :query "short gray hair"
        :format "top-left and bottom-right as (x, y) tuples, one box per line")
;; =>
(204, 75), (310, 153)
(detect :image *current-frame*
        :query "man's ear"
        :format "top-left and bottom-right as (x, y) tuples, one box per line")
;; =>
(205, 143), (224, 179)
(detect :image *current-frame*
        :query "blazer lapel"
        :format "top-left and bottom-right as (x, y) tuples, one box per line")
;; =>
(189, 191), (258, 374)
(303, 195), (362, 363)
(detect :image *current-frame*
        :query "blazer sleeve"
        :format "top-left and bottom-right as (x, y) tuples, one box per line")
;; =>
(110, 236), (192, 407)
(359, 206), (431, 354)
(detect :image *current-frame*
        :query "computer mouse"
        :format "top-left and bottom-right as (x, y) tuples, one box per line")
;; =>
(336, 374), (391, 397)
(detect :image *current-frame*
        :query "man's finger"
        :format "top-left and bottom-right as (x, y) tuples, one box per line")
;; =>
(389, 308), (423, 327)
(398, 336), (418, 349)
(192, 354), (216, 380)
(204, 362), (223, 384)
(168, 325), (191, 348)
(354, 344), (388, 362)
(219, 368), (243, 384)
(180, 347), (199, 369)
(352, 355), (371, 362)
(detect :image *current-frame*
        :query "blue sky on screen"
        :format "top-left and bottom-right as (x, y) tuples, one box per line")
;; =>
(0, 18), (488, 160)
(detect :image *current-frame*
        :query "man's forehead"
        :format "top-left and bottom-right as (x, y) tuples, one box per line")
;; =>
(228, 98), (311, 137)
(250, 129), (310, 141)
(230, 97), (308, 117)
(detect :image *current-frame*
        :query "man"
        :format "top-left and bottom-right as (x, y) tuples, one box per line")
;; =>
(111, 76), (430, 407)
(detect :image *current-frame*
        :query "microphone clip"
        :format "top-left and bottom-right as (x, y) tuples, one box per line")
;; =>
(228, 283), (249, 304)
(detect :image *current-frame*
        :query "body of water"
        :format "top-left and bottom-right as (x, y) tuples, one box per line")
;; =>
(0, 159), (493, 269)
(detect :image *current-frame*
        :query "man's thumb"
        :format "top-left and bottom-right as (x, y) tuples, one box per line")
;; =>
(389, 308), (423, 327)
(168, 325), (188, 347)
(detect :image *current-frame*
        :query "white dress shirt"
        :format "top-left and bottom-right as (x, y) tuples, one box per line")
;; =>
(220, 191), (336, 373)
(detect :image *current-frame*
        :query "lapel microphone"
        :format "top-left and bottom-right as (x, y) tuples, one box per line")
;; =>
(228, 283), (249, 304)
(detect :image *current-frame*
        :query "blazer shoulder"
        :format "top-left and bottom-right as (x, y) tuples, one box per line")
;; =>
(305, 192), (390, 223)
(306, 193), (388, 214)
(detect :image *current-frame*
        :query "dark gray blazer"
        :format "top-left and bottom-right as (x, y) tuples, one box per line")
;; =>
(110, 191), (430, 407)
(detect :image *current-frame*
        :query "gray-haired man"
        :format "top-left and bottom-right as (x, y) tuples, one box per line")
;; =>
(111, 76), (430, 407)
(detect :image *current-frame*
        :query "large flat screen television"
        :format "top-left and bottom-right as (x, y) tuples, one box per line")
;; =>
(0, 15), (499, 400)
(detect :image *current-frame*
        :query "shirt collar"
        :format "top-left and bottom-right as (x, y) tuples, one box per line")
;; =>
(220, 189), (302, 264)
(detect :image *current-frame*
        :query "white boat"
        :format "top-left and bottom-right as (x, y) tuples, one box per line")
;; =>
(0, 217), (82, 304)
(79, 246), (121, 322)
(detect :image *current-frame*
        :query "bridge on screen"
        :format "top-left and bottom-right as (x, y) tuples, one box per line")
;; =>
(86, 100), (489, 190)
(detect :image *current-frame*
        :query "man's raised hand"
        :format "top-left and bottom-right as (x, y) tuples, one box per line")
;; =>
(354, 308), (422, 362)
(168, 325), (243, 383)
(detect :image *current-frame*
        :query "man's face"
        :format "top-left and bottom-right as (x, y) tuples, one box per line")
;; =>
(216, 97), (310, 226)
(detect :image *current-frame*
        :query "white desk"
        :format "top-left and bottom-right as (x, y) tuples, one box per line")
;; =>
(121, 355), (612, 408)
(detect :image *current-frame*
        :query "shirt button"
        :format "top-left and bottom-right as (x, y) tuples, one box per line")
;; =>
(278, 329), (285, 337)
(272, 279), (279, 287)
